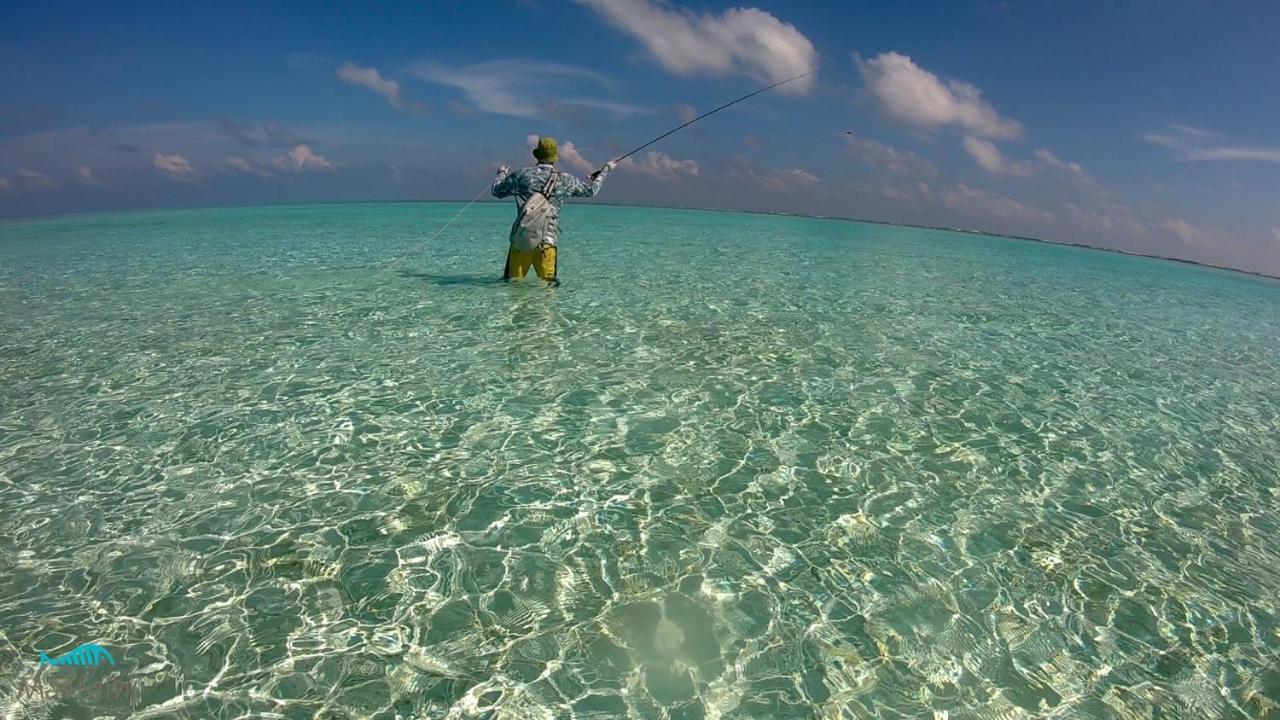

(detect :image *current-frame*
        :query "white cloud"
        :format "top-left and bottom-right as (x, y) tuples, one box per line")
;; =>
(19, 168), (58, 187)
(153, 153), (195, 177)
(675, 103), (697, 123)
(879, 181), (938, 203)
(1063, 202), (1148, 240)
(1035, 149), (1078, 174)
(1272, 227), (1280, 244)
(855, 52), (1023, 139)
(448, 99), (477, 116)
(747, 165), (819, 191)
(1164, 218), (1214, 247)
(559, 142), (598, 175)
(552, 98), (652, 117)
(337, 62), (403, 109)
(215, 119), (312, 148)
(1038, 149), (1101, 194)
(781, 168), (820, 183)
(520, 136), (603, 175)
(1141, 133), (1182, 149)
(409, 59), (612, 118)
(576, 0), (816, 92)
(226, 156), (273, 177)
(272, 144), (333, 171)
(621, 151), (699, 179)
(843, 131), (937, 176)
(1143, 124), (1280, 163)
(963, 135), (1033, 176)
(940, 183), (1052, 223)
(77, 165), (103, 186)
(1188, 146), (1280, 163)
(0, 176), (11, 190)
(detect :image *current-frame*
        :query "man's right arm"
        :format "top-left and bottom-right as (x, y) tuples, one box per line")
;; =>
(491, 166), (516, 198)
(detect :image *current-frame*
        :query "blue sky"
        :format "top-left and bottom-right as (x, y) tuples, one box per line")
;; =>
(3, 0), (1279, 274)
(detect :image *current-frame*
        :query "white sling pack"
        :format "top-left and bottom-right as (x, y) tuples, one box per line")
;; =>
(509, 170), (559, 251)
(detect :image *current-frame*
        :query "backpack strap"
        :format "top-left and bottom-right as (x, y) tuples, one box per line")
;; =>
(540, 168), (558, 198)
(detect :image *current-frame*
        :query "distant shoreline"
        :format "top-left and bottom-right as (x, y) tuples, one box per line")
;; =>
(573, 201), (1280, 283)
(2, 198), (1277, 282)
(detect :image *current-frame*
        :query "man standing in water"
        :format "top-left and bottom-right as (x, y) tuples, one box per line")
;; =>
(492, 136), (616, 286)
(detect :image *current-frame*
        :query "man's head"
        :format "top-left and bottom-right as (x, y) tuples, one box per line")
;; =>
(532, 136), (558, 164)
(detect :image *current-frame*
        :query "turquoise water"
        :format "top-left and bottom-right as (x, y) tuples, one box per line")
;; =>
(1, 203), (1278, 719)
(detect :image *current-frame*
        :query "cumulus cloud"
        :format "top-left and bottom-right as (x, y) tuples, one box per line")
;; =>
(559, 142), (598, 175)
(1143, 124), (1280, 163)
(448, 100), (477, 116)
(576, 0), (817, 92)
(675, 103), (697, 123)
(856, 52), (1023, 139)
(1035, 148), (1099, 191)
(963, 135), (1033, 176)
(263, 123), (310, 147)
(843, 131), (937, 176)
(1187, 146), (1280, 162)
(272, 144), (334, 171)
(217, 118), (267, 146)
(1164, 218), (1215, 247)
(1063, 202), (1148, 240)
(621, 151), (699, 179)
(1034, 149), (1078, 174)
(781, 168), (820, 183)
(524, 134), (684, 178)
(1169, 124), (1211, 137)
(153, 153), (195, 177)
(1141, 132), (1182, 150)
(77, 165), (102, 186)
(880, 181), (935, 203)
(226, 156), (273, 177)
(215, 119), (312, 148)
(750, 166), (820, 191)
(337, 62), (403, 108)
(521, 134), (598, 173)
(409, 59), (615, 119)
(550, 98), (651, 117)
(940, 183), (1052, 223)
(19, 168), (58, 187)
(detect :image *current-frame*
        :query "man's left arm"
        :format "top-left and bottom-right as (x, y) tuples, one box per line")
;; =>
(567, 161), (616, 198)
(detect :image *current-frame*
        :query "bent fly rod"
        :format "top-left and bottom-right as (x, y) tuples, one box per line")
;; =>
(608, 69), (819, 167)
(394, 69), (819, 272)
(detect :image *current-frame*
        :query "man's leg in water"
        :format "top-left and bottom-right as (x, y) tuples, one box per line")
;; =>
(505, 248), (534, 281)
(533, 245), (559, 287)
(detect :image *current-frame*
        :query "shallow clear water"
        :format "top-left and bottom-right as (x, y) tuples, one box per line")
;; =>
(1, 203), (1278, 719)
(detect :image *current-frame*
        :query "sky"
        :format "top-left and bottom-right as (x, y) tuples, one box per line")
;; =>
(2, 0), (1279, 275)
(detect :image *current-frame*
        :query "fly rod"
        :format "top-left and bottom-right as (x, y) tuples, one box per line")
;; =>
(609, 69), (819, 166)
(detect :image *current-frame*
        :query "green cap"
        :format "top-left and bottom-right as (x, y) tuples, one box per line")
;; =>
(533, 136), (558, 163)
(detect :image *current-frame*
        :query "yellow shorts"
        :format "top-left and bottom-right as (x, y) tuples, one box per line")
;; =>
(504, 245), (558, 282)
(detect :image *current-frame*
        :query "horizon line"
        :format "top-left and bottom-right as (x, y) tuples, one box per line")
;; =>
(2, 198), (1276, 282)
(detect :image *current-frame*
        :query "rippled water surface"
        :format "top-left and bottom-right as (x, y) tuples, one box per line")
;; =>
(1, 203), (1278, 719)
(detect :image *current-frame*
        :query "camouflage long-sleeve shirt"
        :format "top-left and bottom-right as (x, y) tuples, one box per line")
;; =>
(491, 163), (610, 246)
